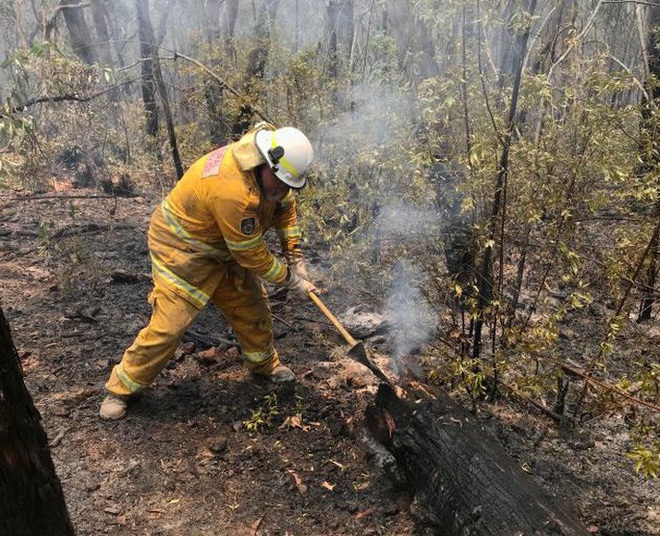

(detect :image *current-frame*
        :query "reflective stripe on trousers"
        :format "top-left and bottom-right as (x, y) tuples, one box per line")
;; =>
(105, 268), (280, 396)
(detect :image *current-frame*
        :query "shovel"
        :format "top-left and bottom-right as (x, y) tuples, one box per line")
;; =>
(308, 291), (393, 386)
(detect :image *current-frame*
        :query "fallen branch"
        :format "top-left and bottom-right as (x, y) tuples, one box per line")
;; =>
(499, 379), (563, 422)
(182, 330), (238, 351)
(555, 360), (660, 414)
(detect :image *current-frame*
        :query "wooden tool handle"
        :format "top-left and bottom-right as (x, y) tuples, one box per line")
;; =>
(308, 291), (357, 346)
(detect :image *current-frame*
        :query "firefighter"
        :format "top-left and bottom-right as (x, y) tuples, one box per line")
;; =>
(99, 123), (316, 421)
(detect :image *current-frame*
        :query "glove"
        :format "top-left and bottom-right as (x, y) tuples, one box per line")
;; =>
(292, 260), (310, 280)
(285, 248), (309, 279)
(287, 269), (316, 300)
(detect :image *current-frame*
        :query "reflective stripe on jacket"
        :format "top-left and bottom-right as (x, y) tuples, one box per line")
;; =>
(148, 125), (301, 308)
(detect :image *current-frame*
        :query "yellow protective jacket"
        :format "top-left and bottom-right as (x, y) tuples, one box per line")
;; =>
(148, 126), (302, 309)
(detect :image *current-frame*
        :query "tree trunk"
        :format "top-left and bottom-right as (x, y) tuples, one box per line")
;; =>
(203, 0), (239, 145)
(201, 0), (222, 43)
(89, 0), (121, 102)
(60, 0), (96, 64)
(136, 0), (183, 178)
(637, 5), (660, 322)
(90, 0), (113, 65)
(136, 0), (159, 142)
(232, 0), (280, 136)
(0, 307), (75, 536)
(365, 384), (588, 536)
(327, 0), (339, 81)
(473, 0), (537, 362)
(385, 0), (438, 80)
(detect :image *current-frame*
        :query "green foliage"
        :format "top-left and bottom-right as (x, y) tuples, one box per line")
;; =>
(243, 393), (280, 432)
(627, 444), (660, 479)
(36, 219), (58, 259)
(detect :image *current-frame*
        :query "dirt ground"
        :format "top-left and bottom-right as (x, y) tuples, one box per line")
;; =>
(0, 187), (658, 536)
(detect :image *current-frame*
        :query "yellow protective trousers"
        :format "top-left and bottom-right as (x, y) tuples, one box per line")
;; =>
(105, 265), (280, 397)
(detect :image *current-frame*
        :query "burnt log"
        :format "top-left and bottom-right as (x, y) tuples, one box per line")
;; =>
(365, 384), (588, 536)
(0, 306), (75, 536)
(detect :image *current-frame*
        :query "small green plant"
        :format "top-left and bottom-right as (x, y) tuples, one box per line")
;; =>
(243, 393), (280, 432)
(37, 219), (58, 259)
(626, 442), (660, 479)
(453, 356), (488, 399)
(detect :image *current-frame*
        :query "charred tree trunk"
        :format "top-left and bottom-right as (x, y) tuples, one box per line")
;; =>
(105, 0), (127, 70)
(385, 0), (438, 81)
(0, 307), (75, 536)
(327, 0), (339, 81)
(136, 0), (159, 142)
(136, 0), (183, 178)
(60, 0), (96, 64)
(90, 0), (113, 66)
(366, 384), (588, 535)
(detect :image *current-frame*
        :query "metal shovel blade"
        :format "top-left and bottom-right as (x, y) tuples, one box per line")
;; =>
(347, 341), (393, 386)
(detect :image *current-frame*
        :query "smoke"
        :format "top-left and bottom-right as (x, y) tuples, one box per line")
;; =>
(374, 201), (442, 243)
(315, 84), (414, 165)
(385, 260), (436, 378)
(310, 83), (439, 380)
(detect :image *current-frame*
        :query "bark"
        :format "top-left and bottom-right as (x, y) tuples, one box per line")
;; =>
(0, 307), (75, 536)
(385, 0), (439, 80)
(232, 0), (280, 137)
(201, 0), (222, 42)
(637, 5), (660, 322)
(136, 0), (159, 140)
(136, 0), (183, 178)
(90, 0), (113, 65)
(203, 0), (239, 145)
(365, 384), (588, 536)
(60, 0), (96, 64)
(328, 0), (339, 80)
(104, 0), (127, 69)
(223, 0), (239, 47)
(90, 0), (121, 102)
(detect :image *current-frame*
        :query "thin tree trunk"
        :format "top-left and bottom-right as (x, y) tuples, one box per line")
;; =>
(136, 0), (183, 178)
(90, 0), (121, 102)
(232, 0), (280, 136)
(136, 0), (159, 142)
(153, 53), (184, 179)
(0, 307), (75, 536)
(328, 0), (339, 81)
(637, 5), (660, 322)
(203, 0), (239, 145)
(473, 0), (537, 362)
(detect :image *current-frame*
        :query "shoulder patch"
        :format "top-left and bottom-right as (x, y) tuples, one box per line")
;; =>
(240, 217), (256, 235)
(202, 146), (228, 178)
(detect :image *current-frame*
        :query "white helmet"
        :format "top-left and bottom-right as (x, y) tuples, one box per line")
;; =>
(255, 127), (313, 188)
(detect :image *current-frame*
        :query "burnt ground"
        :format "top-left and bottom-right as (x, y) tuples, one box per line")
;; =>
(0, 187), (658, 536)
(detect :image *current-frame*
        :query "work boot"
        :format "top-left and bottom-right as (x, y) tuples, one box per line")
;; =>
(99, 394), (129, 421)
(268, 365), (296, 383)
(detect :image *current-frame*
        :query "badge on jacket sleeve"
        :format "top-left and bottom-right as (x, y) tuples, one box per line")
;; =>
(241, 217), (256, 235)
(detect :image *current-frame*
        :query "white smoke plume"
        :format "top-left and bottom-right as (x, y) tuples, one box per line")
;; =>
(385, 260), (436, 378)
(374, 201), (442, 243)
